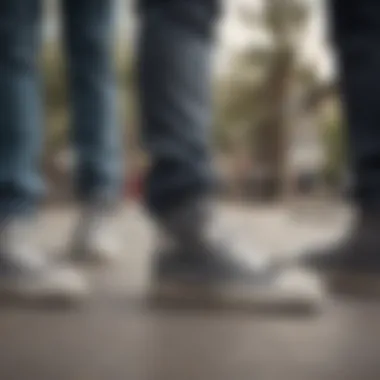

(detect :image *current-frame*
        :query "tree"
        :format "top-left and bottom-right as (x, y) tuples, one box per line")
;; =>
(215, 0), (327, 199)
(254, 0), (310, 197)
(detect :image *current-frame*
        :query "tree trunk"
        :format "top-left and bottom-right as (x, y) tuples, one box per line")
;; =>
(254, 48), (294, 200)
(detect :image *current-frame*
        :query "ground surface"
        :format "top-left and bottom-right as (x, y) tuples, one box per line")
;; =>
(1, 201), (379, 380)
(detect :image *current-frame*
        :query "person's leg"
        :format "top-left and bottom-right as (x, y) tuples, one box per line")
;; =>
(0, 1), (44, 217)
(333, 0), (380, 207)
(62, 0), (121, 203)
(138, 0), (216, 215)
(0, 1), (87, 304)
(62, 0), (122, 264)
(301, 0), (380, 296)
(139, 0), (322, 310)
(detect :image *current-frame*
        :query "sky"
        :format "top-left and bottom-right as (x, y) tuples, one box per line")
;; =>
(216, 0), (335, 80)
(302, 0), (335, 80)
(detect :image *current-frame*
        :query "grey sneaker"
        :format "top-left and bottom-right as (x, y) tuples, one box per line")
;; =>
(0, 218), (88, 306)
(69, 202), (120, 266)
(151, 199), (324, 312)
(300, 210), (380, 298)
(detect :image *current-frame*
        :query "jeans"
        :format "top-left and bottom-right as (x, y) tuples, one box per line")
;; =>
(138, 0), (219, 215)
(0, 0), (120, 216)
(0, 0), (219, 217)
(331, 0), (380, 208)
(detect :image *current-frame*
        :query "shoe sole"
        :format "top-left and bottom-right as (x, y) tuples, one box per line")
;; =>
(0, 290), (85, 309)
(324, 271), (380, 299)
(0, 277), (88, 309)
(69, 247), (117, 269)
(149, 280), (323, 315)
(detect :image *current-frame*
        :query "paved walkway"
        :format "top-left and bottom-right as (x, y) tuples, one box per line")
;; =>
(2, 202), (379, 380)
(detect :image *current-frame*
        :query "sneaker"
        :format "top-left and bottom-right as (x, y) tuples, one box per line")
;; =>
(0, 218), (88, 306)
(69, 202), (120, 266)
(150, 199), (324, 312)
(300, 210), (380, 298)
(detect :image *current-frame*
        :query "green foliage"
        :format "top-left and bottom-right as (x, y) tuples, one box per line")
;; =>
(42, 45), (68, 153)
(213, 0), (314, 158)
(322, 113), (346, 185)
(264, 0), (309, 44)
(214, 77), (260, 154)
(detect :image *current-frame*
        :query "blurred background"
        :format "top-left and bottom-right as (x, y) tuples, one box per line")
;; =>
(4, 4), (378, 379)
(42, 0), (342, 205)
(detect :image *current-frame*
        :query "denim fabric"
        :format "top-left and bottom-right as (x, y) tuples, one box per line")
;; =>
(138, 0), (219, 214)
(0, 0), (220, 217)
(330, 0), (380, 207)
(0, 0), (120, 216)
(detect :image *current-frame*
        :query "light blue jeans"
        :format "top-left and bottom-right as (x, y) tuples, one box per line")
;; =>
(0, 0), (121, 217)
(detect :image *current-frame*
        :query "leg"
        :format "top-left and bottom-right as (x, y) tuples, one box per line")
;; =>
(301, 0), (380, 297)
(332, 0), (380, 208)
(0, 1), (87, 305)
(138, 0), (217, 215)
(0, 1), (44, 217)
(62, 0), (122, 265)
(62, 0), (121, 203)
(139, 0), (322, 311)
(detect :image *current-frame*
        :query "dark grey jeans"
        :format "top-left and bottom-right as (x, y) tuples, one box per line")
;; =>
(138, 0), (219, 214)
(0, 0), (121, 216)
(331, 0), (380, 208)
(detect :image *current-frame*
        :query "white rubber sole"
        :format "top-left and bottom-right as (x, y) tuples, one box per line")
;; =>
(325, 271), (380, 298)
(150, 269), (324, 314)
(0, 270), (89, 308)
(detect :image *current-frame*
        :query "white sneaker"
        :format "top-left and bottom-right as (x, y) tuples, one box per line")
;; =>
(0, 218), (88, 306)
(69, 203), (120, 266)
(151, 198), (325, 313)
